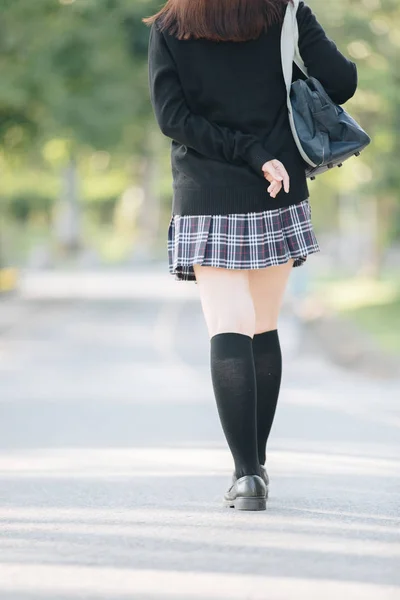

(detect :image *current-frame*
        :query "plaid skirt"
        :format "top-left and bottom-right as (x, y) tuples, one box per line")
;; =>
(168, 198), (320, 282)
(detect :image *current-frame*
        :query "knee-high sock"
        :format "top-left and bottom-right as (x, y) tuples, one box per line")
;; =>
(252, 329), (282, 465)
(210, 333), (260, 479)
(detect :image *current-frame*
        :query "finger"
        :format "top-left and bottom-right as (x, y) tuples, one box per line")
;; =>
(267, 181), (279, 192)
(273, 161), (290, 193)
(283, 172), (290, 193)
(269, 187), (279, 198)
(268, 181), (282, 197)
(269, 179), (282, 191)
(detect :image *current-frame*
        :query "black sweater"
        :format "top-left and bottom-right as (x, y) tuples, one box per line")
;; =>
(148, 2), (358, 216)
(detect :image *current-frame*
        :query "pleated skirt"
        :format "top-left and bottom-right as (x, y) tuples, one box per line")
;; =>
(168, 198), (320, 282)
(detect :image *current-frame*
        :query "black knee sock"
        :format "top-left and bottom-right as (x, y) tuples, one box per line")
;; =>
(210, 333), (261, 479)
(252, 330), (282, 466)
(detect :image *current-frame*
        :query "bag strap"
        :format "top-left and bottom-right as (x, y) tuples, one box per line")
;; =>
(281, 0), (308, 96)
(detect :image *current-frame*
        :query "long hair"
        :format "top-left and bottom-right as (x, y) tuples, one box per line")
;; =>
(143, 0), (292, 42)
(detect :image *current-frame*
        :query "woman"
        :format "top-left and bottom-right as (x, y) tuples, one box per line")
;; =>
(144, 0), (357, 511)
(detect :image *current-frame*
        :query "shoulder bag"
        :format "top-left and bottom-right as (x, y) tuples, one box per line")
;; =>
(281, 0), (371, 179)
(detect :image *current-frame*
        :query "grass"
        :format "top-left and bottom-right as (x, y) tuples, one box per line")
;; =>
(342, 298), (400, 355)
(314, 275), (400, 356)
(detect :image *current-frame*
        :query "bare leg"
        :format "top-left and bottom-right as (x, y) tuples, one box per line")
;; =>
(193, 265), (260, 478)
(193, 265), (255, 339)
(249, 260), (295, 334)
(248, 260), (295, 464)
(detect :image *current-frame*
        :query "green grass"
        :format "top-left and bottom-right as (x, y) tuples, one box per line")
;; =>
(341, 298), (400, 355)
(315, 276), (400, 356)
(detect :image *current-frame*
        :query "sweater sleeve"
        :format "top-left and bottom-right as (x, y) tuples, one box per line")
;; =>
(297, 2), (358, 105)
(148, 24), (274, 174)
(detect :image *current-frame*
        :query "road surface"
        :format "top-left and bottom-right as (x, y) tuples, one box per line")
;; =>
(0, 270), (399, 600)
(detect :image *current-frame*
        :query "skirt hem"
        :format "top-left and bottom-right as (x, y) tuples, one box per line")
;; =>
(170, 247), (320, 282)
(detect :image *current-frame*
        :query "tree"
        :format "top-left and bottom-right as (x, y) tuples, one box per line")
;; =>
(0, 0), (160, 252)
(308, 0), (400, 273)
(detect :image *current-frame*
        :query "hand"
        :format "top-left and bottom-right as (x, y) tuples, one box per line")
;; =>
(262, 160), (290, 199)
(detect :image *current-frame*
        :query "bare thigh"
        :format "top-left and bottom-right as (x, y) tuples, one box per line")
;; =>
(193, 265), (255, 339)
(248, 260), (295, 334)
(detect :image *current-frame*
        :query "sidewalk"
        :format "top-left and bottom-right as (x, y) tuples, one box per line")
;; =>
(15, 267), (199, 301)
(0, 267), (197, 336)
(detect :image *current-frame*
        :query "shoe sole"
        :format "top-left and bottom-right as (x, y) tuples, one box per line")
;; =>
(224, 496), (267, 511)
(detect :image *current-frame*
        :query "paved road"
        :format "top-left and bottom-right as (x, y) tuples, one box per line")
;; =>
(0, 271), (399, 600)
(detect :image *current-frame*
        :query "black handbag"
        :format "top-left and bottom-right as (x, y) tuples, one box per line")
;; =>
(281, 0), (371, 179)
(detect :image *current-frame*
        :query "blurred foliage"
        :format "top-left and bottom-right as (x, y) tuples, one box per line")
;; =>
(0, 0), (160, 154)
(308, 0), (400, 242)
(0, 0), (399, 264)
(342, 297), (400, 354)
(6, 192), (53, 222)
(317, 275), (400, 354)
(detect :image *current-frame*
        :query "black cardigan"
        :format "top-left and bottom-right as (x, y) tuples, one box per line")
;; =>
(148, 1), (358, 216)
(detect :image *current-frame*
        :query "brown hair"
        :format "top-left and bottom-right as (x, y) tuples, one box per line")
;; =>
(143, 0), (292, 42)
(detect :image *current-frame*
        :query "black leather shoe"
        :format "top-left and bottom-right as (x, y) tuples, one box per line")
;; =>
(260, 465), (270, 490)
(232, 465), (269, 496)
(224, 475), (267, 511)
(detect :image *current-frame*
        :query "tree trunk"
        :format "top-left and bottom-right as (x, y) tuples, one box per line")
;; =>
(54, 158), (81, 253)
